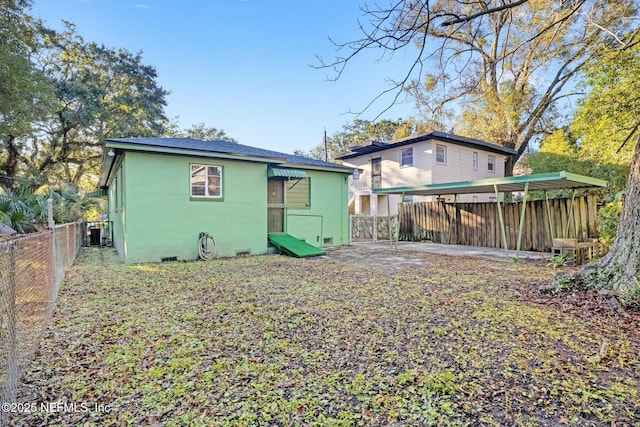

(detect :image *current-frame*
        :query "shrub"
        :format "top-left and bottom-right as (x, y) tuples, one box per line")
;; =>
(597, 193), (623, 249)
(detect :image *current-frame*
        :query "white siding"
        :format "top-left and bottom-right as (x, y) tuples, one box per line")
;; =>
(343, 138), (510, 213)
(430, 143), (507, 202)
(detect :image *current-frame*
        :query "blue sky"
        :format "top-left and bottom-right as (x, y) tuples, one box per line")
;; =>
(29, 0), (421, 154)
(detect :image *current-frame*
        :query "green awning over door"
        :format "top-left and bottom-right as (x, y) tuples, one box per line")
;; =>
(267, 167), (308, 179)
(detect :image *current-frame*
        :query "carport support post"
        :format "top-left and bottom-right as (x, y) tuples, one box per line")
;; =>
(494, 184), (509, 256)
(545, 191), (555, 242)
(563, 189), (577, 238)
(515, 182), (529, 259)
(387, 194), (394, 249)
(449, 194), (458, 245)
(395, 193), (404, 250)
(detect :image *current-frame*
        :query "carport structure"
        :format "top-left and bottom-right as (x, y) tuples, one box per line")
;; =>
(373, 171), (608, 259)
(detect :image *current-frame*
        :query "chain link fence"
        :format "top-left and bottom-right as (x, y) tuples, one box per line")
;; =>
(0, 222), (83, 424)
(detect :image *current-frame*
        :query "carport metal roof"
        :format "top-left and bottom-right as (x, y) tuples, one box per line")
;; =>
(372, 171), (607, 197)
(373, 171), (607, 259)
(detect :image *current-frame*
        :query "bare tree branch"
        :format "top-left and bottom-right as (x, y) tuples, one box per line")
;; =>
(617, 115), (640, 153)
(441, 0), (529, 26)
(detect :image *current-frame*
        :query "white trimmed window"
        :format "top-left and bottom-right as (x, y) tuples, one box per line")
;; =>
(436, 144), (447, 164)
(473, 152), (478, 170)
(191, 164), (222, 198)
(400, 147), (413, 167)
(488, 155), (496, 173)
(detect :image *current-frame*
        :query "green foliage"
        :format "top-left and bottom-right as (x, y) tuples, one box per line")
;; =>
(0, 184), (100, 232)
(166, 122), (238, 143)
(0, 188), (36, 232)
(527, 44), (640, 197)
(525, 130), (630, 200)
(295, 118), (430, 161)
(597, 194), (623, 249)
(0, 1), (56, 190)
(573, 44), (640, 167)
(24, 22), (170, 189)
(424, 369), (458, 395)
(525, 130), (583, 173)
(621, 278), (640, 310)
(47, 185), (100, 223)
(1, 11), (170, 192)
(547, 255), (567, 268)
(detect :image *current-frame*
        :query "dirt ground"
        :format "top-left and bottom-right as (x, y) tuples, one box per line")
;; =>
(11, 245), (640, 426)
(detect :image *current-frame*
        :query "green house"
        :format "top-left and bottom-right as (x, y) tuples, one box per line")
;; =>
(97, 138), (352, 263)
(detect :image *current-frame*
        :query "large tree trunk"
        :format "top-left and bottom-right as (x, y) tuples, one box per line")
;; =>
(505, 155), (516, 177)
(558, 134), (640, 307)
(1, 135), (19, 191)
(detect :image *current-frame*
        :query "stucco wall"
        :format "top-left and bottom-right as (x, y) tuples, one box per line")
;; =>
(107, 158), (126, 260)
(108, 151), (350, 263)
(286, 170), (349, 247)
(110, 151), (267, 263)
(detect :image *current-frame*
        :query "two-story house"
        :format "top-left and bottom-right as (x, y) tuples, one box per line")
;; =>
(335, 131), (517, 216)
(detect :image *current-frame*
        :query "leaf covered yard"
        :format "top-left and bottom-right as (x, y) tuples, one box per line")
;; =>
(13, 247), (640, 426)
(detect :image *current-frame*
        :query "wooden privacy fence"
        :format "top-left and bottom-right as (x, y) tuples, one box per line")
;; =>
(398, 195), (599, 252)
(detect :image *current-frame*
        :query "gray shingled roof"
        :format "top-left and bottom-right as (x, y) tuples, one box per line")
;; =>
(106, 137), (351, 170)
(334, 131), (517, 160)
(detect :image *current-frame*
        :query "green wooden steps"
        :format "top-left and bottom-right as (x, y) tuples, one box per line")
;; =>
(268, 233), (326, 258)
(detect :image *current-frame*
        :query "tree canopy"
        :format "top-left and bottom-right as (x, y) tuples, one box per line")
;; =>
(526, 37), (640, 195)
(0, 1), (237, 226)
(295, 118), (429, 161)
(0, 3), (235, 197)
(319, 0), (639, 174)
(166, 122), (238, 143)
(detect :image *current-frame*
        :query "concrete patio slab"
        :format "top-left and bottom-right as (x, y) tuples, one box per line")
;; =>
(322, 241), (550, 267)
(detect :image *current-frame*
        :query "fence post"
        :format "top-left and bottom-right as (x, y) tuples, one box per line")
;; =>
(47, 198), (57, 313)
(349, 215), (353, 244)
(494, 184), (509, 255)
(1, 245), (19, 422)
(373, 215), (377, 242)
(47, 198), (54, 230)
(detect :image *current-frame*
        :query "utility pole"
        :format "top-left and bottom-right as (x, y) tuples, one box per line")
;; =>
(324, 128), (328, 162)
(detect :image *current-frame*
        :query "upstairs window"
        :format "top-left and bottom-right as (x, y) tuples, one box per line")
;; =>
(191, 164), (222, 198)
(473, 152), (479, 170)
(488, 155), (496, 173)
(436, 144), (447, 164)
(371, 157), (382, 189)
(400, 147), (413, 167)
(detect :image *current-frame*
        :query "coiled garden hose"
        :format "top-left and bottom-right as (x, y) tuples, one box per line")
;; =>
(198, 232), (217, 260)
